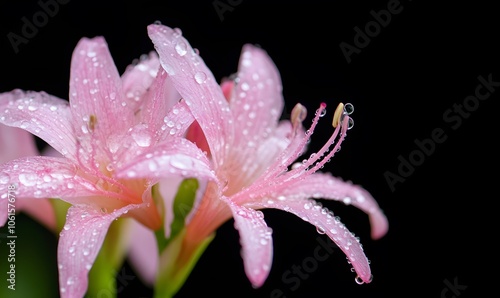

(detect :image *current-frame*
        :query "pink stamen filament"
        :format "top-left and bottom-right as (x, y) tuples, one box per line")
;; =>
(260, 103), (327, 182)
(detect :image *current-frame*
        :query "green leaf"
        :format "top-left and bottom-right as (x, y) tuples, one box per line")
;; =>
(153, 178), (199, 252)
(152, 178), (215, 298)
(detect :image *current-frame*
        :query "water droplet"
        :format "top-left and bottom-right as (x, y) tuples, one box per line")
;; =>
(175, 41), (188, 56)
(0, 173), (10, 184)
(316, 226), (326, 234)
(173, 27), (182, 37)
(50, 105), (58, 111)
(63, 224), (70, 231)
(260, 238), (268, 245)
(28, 105), (38, 111)
(132, 131), (151, 147)
(344, 103), (354, 115)
(154, 20), (162, 25)
(106, 164), (114, 172)
(68, 246), (75, 253)
(319, 108), (327, 117)
(355, 275), (365, 285)
(194, 71), (207, 84)
(109, 92), (116, 100)
(19, 173), (37, 186)
(347, 118), (354, 130)
(67, 276), (75, 286)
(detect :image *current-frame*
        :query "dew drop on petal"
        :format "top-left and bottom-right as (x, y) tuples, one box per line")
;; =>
(0, 173), (10, 184)
(316, 226), (326, 234)
(175, 41), (188, 56)
(194, 71), (207, 84)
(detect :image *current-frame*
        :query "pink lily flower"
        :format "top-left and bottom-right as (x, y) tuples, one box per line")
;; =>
(148, 24), (389, 288)
(0, 125), (57, 231)
(0, 36), (215, 298)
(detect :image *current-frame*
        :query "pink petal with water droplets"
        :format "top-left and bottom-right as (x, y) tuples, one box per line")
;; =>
(69, 37), (133, 157)
(227, 201), (273, 288)
(58, 204), (140, 298)
(0, 90), (75, 159)
(121, 51), (161, 110)
(148, 24), (233, 169)
(115, 138), (215, 182)
(253, 199), (373, 284)
(0, 156), (99, 200)
(275, 173), (388, 240)
(139, 69), (190, 142)
(230, 44), (284, 146)
(126, 219), (159, 286)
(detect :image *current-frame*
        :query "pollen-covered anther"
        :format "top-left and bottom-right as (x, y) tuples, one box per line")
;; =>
(291, 103), (307, 132)
(89, 114), (97, 132)
(332, 102), (344, 128)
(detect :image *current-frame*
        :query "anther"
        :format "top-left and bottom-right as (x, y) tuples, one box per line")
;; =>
(332, 102), (344, 128)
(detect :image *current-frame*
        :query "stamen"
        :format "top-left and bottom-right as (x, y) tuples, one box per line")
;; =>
(332, 103), (344, 128)
(291, 103), (307, 134)
(89, 114), (97, 132)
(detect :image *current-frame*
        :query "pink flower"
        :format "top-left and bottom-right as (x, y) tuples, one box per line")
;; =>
(0, 125), (57, 231)
(0, 36), (215, 298)
(148, 24), (389, 288)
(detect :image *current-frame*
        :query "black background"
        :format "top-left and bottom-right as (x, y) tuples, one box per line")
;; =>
(0, 0), (497, 297)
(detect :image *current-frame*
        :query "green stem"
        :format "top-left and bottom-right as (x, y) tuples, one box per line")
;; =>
(154, 230), (214, 298)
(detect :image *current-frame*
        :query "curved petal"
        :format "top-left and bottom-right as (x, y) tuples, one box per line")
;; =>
(269, 173), (388, 240)
(229, 44), (284, 146)
(139, 69), (188, 142)
(0, 156), (99, 200)
(121, 51), (161, 111)
(126, 219), (159, 286)
(57, 204), (140, 298)
(69, 37), (133, 160)
(226, 200), (273, 288)
(0, 125), (38, 162)
(115, 137), (215, 182)
(148, 24), (233, 169)
(0, 89), (75, 159)
(251, 199), (373, 284)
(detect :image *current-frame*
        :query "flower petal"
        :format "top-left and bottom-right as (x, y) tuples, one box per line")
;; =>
(115, 137), (215, 182)
(253, 199), (373, 284)
(69, 37), (134, 159)
(138, 68), (187, 141)
(0, 125), (38, 162)
(0, 89), (75, 159)
(57, 204), (140, 298)
(275, 173), (388, 240)
(126, 219), (159, 286)
(229, 44), (284, 146)
(121, 51), (161, 111)
(0, 156), (99, 200)
(148, 24), (233, 169)
(226, 200), (273, 288)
